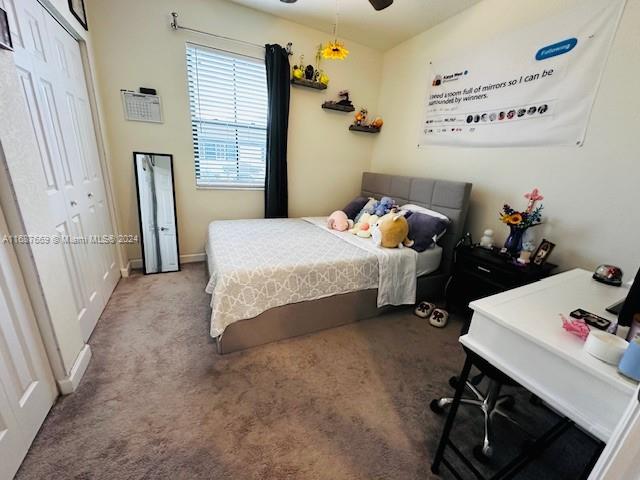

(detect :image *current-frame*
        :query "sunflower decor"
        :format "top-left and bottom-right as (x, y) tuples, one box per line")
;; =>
(322, 41), (349, 60)
(322, 0), (349, 60)
(499, 189), (544, 256)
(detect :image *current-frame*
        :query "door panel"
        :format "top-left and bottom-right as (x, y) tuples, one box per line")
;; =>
(0, 208), (57, 480)
(12, 0), (119, 342)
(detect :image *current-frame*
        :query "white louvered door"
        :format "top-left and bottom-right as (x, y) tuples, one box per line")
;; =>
(8, 0), (118, 341)
(0, 207), (57, 480)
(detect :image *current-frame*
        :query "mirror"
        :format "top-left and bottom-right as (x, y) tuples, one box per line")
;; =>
(134, 152), (179, 274)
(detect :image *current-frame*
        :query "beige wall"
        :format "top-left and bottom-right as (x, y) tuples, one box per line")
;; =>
(371, 0), (640, 277)
(85, 0), (383, 261)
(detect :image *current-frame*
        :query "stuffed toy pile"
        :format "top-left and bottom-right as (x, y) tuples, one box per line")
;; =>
(366, 197), (396, 217)
(327, 211), (354, 232)
(349, 213), (379, 238)
(372, 213), (413, 248)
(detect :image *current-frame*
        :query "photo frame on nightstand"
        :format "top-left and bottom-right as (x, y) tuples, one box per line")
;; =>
(532, 239), (556, 266)
(0, 8), (13, 51)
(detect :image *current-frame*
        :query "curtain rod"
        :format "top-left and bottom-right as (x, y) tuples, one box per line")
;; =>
(170, 12), (293, 55)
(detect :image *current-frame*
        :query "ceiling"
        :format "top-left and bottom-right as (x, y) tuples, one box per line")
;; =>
(227, 0), (481, 50)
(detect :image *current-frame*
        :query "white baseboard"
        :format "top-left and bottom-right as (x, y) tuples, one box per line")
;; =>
(130, 253), (205, 270)
(120, 261), (131, 278)
(57, 345), (92, 395)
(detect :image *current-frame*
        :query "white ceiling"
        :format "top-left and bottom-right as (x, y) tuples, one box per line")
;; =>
(227, 0), (481, 50)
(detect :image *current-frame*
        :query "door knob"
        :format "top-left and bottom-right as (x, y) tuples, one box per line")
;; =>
(88, 192), (94, 198)
(70, 200), (77, 206)
(160, 227), (168, 231)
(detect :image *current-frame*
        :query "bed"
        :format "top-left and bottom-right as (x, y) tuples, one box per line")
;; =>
(205, 172), (472, 353)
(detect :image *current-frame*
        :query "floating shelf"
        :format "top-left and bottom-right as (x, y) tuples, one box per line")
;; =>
(291, 78), (327, 90)
(349, 125), (381, 134)
(322, 102), (355, 113)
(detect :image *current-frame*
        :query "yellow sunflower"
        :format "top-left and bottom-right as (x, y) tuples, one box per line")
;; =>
(322, 41), (349, 60)
(507, 213), (523, 225)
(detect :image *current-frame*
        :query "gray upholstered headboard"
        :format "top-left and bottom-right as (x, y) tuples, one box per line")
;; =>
(361, 172), (472, 275)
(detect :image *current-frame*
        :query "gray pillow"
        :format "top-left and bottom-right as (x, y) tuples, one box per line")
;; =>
(406, 211), (450, 252)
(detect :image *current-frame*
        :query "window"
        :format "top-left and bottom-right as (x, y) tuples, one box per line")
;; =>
(186, 43), (268, 188)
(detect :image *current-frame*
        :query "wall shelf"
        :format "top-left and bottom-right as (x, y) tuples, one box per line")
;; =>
(322, 102), (355, 112)
(349, 125), (381, 134)
(291, 78), (327, 90)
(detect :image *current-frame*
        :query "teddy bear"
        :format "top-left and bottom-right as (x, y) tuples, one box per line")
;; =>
(349, 212), (379, 238)
(371, 213), (414, 248)
(366, 196), (396, 217)
(327, 211), (353, 232)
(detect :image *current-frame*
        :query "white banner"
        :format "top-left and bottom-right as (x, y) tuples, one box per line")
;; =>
(419, 0), (626, 148)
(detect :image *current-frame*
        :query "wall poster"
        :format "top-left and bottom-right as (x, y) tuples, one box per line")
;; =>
(419, 0), (626, 148)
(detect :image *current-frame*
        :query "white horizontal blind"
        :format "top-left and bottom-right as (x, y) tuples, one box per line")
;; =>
(186, 43), (268, 188)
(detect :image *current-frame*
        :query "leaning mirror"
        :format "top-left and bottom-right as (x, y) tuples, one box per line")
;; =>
(134, 152), (180, 274)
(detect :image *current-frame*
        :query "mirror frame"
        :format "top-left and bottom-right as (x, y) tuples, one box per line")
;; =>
(133, 151), (181, 275)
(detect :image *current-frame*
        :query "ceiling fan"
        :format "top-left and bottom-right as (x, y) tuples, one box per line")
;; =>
(368, 0), (394, 10)
(280, 0), (394, 11)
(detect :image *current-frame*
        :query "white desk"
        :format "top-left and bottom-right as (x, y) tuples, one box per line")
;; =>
(462, 268), (637, 442)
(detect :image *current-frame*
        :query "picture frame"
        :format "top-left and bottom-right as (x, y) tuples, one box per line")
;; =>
(0, 7), (13, 51)
(532, 239), (556, 266)
(68, 0), (88, 31)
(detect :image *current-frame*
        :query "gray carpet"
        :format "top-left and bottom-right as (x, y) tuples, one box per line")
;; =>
(16, 263), (597, 479)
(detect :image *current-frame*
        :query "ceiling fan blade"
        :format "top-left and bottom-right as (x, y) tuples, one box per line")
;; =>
(369, 0), (394, 11)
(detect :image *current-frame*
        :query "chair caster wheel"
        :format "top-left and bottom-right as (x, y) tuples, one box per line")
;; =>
(448, 376), (459, 389)
(473, 444), (493, 464)
(430, 399), (445, 414)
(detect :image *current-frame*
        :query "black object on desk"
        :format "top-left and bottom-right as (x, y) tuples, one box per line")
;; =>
(446, 245), (557, 313)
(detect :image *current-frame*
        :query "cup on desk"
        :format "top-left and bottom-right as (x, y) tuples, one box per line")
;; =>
(618, 339), (640, 381)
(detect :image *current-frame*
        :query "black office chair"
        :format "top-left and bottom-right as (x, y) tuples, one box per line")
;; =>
(429, 320), (519, 462)
(430, 348), (519, 461)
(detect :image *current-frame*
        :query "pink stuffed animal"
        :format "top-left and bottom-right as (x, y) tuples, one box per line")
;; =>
(327, 211), (354, 232)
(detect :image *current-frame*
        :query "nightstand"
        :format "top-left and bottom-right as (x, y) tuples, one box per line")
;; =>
(446, 245), (557, 314)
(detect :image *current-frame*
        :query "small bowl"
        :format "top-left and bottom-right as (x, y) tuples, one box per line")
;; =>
(584, 330), (628, 365)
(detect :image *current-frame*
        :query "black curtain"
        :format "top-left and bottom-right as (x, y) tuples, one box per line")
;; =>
(264, 44), (290, 218)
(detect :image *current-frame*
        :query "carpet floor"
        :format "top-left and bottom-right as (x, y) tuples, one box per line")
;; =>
(16, 263), (599, 479)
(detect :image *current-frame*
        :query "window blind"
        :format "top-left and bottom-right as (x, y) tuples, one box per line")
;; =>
(186, 43), (268, 188)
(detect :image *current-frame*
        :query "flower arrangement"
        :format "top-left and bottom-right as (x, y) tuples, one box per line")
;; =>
(499, 188), (544, 230)
(499, 188), (544, 256)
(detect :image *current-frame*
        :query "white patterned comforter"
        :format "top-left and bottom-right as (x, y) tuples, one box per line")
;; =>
(205, 217), (421, 337)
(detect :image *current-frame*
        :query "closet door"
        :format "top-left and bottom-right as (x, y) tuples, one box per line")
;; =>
(0, 208), (57, 480)
(10, 0), (118, 341)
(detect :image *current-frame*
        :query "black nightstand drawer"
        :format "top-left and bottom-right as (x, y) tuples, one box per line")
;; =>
(447, 246), (556, 313)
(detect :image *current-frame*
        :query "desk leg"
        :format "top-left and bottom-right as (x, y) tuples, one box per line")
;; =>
(431, 355), (473, 474)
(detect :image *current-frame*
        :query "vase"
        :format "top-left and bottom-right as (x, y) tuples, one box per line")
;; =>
(504, 226), (526, 256)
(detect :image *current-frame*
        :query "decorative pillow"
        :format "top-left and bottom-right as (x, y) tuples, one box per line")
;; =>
(354, 197), (378, 223)
(342, 196), (370, 220)
(406, 211), (450, 252)
(400, 204), (450, 222)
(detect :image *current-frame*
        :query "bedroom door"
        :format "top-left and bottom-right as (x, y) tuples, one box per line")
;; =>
(0, 207), (57, 480)
(8, 0), (119, 341)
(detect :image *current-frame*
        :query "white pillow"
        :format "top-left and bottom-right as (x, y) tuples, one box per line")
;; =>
(400, 204), (450, 222)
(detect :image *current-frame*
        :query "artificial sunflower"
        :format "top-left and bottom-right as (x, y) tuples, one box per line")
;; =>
(507, 213), (523, 225)
(322, 40), (349, 60)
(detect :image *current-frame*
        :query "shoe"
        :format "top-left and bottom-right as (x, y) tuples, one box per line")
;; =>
(415, 301), (436, 319)
(429, 308), (449, 328)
